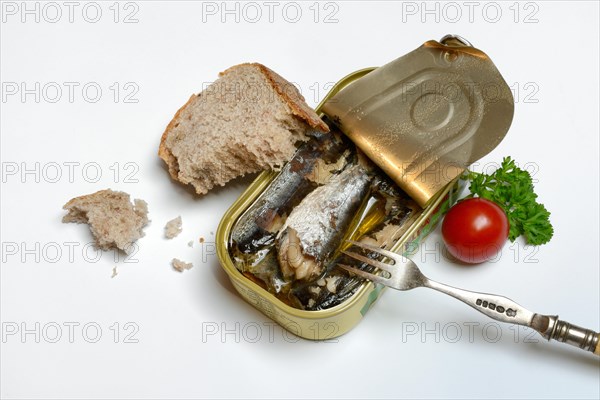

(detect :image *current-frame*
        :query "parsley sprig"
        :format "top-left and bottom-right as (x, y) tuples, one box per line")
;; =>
(465, 157), (554, 245)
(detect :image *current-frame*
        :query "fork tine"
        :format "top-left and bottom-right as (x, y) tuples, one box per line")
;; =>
(337, 264), (390, 286)
(341, 250), (395, 274)
(346, 240), (404, 264)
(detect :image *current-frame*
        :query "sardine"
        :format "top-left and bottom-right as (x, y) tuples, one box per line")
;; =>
(277, 164), (372, 281)
(292, 175), (419, 310)
(231, 129), (352, 254)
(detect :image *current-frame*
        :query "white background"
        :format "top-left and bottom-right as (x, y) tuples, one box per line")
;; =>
(1, 1), (599, 398)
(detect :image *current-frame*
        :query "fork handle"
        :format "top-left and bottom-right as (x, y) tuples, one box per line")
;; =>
(425, 279), (600, 355)
(425, 279), (536, 326)
(532, 314), (600, 354)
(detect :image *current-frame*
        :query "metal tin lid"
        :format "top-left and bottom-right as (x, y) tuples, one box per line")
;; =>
(322, 35), (514, 208)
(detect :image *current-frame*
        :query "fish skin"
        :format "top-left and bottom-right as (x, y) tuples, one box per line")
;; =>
(277, 164), (372, 281)
(231, 130), (351, 254)
(292, 174), (418, 310)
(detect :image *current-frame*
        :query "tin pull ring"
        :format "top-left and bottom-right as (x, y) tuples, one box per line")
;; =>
(440, 34), (473, 47)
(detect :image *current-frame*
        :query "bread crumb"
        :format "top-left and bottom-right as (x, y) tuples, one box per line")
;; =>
(111, 266), (118, 278)
(199, 237), (205, 244)
(164, 216), (182, 239)
(172, 258), (193, 272)
(62, 189), (149, 253)
(187, 241), (194, 248)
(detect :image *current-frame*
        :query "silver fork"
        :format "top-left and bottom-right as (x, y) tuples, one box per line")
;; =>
(340, 240), (600, 356)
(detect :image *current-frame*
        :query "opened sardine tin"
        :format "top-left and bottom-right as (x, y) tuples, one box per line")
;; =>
(217, 35), (512, 339)
(322, 35), (514, 207)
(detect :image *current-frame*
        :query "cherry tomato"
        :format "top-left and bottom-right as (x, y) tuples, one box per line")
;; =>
(441, 198), (509, 264)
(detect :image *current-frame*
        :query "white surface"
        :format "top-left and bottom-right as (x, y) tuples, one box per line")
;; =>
(1, 1), (599, 399)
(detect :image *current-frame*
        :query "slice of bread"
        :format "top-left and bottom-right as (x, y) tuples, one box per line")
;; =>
(158, 63), (329, 195)
(62, 189), (149, 253)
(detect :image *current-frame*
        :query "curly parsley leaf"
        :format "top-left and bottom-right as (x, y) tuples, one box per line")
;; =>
(465, 157), (553, 245)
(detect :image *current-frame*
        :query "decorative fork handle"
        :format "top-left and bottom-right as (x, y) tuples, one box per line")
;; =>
(533, 315), (600, 354)
(425, 279), (600, 355)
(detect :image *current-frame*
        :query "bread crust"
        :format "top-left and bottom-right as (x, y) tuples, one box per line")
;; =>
(219, 63), (329, 132)
(158, 94), (196, 180)
(158, 63), (329, 183)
